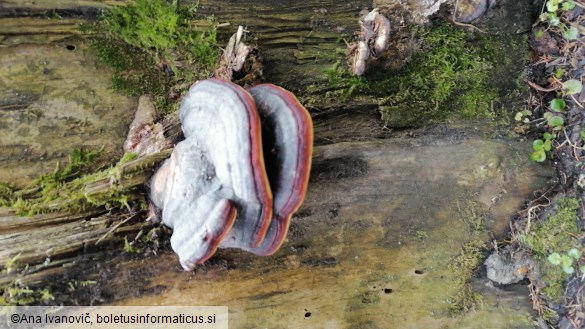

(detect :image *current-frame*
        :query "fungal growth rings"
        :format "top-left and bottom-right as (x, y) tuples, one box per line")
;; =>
(149, 79), (313, 270)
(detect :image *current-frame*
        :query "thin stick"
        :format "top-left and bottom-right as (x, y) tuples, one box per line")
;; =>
(95, 211), (143, 245)
(525, 79), (560, 92)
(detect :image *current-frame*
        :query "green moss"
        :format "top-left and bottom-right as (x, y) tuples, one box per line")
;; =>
(84, 0), (219, 112)
(0, 283), (54, 306)
(0, 182), (15, 207)
(516, 198), (581, 302)
(123, 236), (143, 254)
(447, 240), (486, 314)
(378, 23), (499, 126)
(541, 263), (567, 302)
(321, 22), (529, 127)
(455, 196), (488, 235)
(518, 198), (580, 257)
(6, 148), (167, 216)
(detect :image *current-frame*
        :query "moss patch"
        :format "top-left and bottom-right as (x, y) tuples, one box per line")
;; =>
(0, 284), (54, 306)
(321, 21), (529, 128)
(83, 0), (219, 113)
(517, 198), (581, 301)
(4, 149), (168, 216)
(447, 240), (487, 314)
(517, 198), (580, 257)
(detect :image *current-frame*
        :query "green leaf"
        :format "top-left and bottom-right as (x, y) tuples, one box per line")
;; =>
(546, 1), (559, 12)
(531, 149), (546, 162)
(563, 265), (575, 274)
(539, 13), (549, 22)
(568, 248), (581, 259)
(562, 254), (573, 268)
(562, 1), (576, 10)
(543, 132), (553, 140)
(581, 129), (585, 141)
(548, 115), (564, 128)
(514, 112), (524, 121)
(533, 139), (545, 150)
(564, 27), (580, 40)
(550, 98), (566, 112)
(563, 79), (583, 95)
(543, 139), (552, 152)
(580, 265), (585, 273)
(555, 68), (566, 78)
(548, 252), (562, 265)
(549, 13), (561, 26)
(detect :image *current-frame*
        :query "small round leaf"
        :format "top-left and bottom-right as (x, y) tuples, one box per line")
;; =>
(563, 79), (583, 95)
(543, 139), (552, 152)
(549, 14), (561, 26)
(533, 139), (544, 150)
(564, 27), (580, 40)
(548, 252), (562, 265)
(562, 254), (573, 268)
(548, 115), (564, 127)
(547, 1), (559, 12)
(562, 1), (576, 11)
(568, 248), (581, 259)
(514, 112), (524, 121)
(531, 149), (546, 162)
(550, 98), (566, 112)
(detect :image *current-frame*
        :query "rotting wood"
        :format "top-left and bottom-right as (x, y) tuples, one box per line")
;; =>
(0, 0), (526, 300)
(0, 150), (171, 284)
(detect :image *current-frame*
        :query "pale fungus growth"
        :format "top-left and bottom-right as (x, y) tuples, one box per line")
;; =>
(149, 78), (313, 270)
(347, 8), (392, 75)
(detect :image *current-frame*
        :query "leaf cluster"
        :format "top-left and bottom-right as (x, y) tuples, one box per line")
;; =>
(540, 0), (580, 40)
(548, 248), (584, 274)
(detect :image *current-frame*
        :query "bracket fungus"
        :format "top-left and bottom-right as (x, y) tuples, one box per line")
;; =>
(149, 78), (312, 270)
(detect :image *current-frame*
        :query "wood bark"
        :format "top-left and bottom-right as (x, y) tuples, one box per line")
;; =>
(0, 0), (386, 286)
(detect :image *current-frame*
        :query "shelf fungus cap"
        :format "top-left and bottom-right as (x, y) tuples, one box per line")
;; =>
(150, 79), (273, 270)
(149, 79), (313, 269)
(242, 84), (313, 255)
(180, 79), (274, 249)
(150, 139), (237, 270)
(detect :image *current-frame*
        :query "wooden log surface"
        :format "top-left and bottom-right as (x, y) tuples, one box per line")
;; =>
(0, 1), (549, 327)
(108, 136), (550, 328)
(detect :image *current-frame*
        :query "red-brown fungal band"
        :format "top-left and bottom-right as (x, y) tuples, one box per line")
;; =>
(246, 84), (313, 255)
(149, 79), (313, 270)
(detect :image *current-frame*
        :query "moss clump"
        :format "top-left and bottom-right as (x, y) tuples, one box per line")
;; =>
(6, 149), (168, 216)
(455, 196), (488, 235)
(378, 23), (498, 126)
(516, 198), (581, 302)
(517, 198), (580, 257)
(541, 263), (567, 302)
(448, 240), (486, 314)
(0, 182), (15, 207)
(0, 283), (54, 306)
(84, 0), (219, 112)
(321, 22), (520, 127)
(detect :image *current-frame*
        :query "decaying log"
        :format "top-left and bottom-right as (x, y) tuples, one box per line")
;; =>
(0, 149), (171, 286)
(0, 1), (537, 314)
